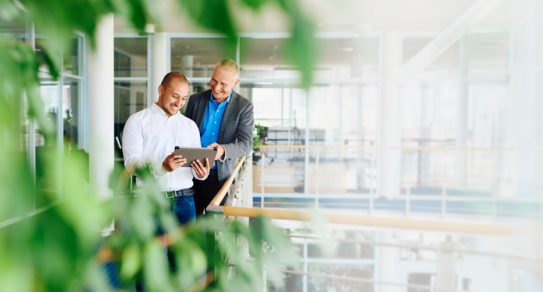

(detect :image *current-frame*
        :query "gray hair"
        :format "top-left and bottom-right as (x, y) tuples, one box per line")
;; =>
(216, 59), (239, 77)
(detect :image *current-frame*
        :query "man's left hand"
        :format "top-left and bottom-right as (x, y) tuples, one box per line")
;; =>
(207, 143), (225, 160)
(191, 158), (211, 178)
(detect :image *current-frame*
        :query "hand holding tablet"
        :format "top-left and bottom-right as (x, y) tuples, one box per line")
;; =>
(174, 147), (216, 167)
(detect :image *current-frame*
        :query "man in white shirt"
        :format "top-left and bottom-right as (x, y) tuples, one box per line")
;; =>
(122, 72), (210, 224)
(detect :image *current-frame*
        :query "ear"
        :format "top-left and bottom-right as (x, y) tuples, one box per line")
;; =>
(233, 79), (240, 88)
(158, 84), (164, 96)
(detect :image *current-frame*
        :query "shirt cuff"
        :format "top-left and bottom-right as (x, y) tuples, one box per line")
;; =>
(192, 167), (209, 181)
(151, 160), (167, 177)
(218, 145), (227, 162)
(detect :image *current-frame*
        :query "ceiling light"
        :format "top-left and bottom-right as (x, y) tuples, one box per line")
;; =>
(337, 47), (353, 52)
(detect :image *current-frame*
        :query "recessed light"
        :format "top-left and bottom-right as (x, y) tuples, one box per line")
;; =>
(337, 47), (353, 52)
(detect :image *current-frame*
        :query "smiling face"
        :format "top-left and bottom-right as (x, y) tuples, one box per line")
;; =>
(157, 78), (189, 117)
(210, 65), (239, 102)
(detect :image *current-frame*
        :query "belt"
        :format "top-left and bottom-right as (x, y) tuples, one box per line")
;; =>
(165, 188), (194, 198)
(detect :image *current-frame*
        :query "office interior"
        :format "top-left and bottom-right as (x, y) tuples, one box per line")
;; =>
(3, 0), (543, 291)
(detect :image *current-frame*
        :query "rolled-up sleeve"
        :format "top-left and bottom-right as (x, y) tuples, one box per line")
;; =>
(122, 115), (166, 177)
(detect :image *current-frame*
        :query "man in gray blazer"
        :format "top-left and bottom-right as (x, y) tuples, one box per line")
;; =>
(185, 59), (254, 215)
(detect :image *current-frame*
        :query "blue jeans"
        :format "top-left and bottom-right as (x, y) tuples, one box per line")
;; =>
(171, 194), (196, 224)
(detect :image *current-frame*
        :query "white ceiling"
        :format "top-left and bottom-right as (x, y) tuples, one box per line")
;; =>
(115, 0), (515, 34)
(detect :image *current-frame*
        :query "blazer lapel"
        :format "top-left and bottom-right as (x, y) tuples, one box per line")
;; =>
(195, 91), (210, 129)
(218, 91), (238, 142)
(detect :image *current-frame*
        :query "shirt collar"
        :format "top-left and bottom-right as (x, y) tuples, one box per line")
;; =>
(151, 102), (176, 118)
(210, 90), (232, 104)
(151, 102), (163, 114)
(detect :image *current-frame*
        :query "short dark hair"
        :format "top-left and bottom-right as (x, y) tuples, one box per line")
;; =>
(161, 72), (188, 89)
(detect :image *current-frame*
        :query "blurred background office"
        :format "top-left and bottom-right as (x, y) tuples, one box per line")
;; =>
(3, 0), (543, 291)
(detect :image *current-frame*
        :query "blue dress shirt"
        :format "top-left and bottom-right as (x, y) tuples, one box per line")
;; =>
(200, 90), (232, 169)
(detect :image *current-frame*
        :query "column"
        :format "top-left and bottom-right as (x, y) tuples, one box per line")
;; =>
(435, 237), (457, 291)
(456, 37), (468, 189)
(378, 32), (401, 199)
(512, 0), (540, 199)
(88, 14), (114, 231)
(151, 32), (168, 103)
(375, 231), (398, 292)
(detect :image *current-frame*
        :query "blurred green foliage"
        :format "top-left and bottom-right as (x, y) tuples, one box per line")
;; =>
(0, 0), (313, 290)
(253, 124), (265, 151)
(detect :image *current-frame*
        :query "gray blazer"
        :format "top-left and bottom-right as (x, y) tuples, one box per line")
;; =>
(185, 89), (254, 184)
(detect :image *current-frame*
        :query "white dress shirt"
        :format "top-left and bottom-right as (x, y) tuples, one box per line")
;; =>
(122, 103), (207, 192)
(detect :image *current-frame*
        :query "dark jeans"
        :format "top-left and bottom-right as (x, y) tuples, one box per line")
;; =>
(193, 169), (228, 216)
(171, 194), (196, 224)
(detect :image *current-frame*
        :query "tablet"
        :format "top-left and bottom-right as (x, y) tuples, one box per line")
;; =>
(174, 147), (216, 167)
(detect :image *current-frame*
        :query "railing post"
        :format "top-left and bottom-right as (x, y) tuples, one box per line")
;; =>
(315, 153), (319, 208)
(441, 186), (446, 220)
(261, 153), (265, 208)
(370, 149), (376, 216)
(405, 186), (410, 218)
(303, 235), (308, 292)
(262, 265), (267, 292)
(492, 149), (497, 219)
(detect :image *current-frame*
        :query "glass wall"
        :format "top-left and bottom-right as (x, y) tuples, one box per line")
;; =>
(113, 36), (149, 159)
(34, 34), (86, 206)
(169, 34), (381, 195)
(0, 8), (88, 218)
(399, 32), (514, 204)
(167, 27), (540, 218)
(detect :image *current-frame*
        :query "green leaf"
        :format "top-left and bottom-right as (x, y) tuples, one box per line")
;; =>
(143, 240), (172, 292)
(176, 0), (238, 55)
(120, 243), (141, 280)
(240, 0), (271, 10)
(276, 0), (317, 89)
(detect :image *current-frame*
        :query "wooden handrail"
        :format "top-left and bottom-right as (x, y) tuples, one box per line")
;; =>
(216, 206), (511, 236)
(259, 145), (516, 151)
(260, 145), (385, 149)
(208, 156), (247, 206)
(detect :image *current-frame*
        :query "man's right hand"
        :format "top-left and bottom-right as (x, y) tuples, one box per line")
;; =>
(162, 152), (187, 172)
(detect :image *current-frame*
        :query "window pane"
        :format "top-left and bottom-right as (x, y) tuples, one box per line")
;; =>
(1, 11), (29, 152)
(466, 32), (509, 76)
(63, 36), (83, 76)
(170, 38), (235, 78)
(114, 38), (148, 77)
(35, 80), (60, 206)
(252, 88), (284, 126)
(0, 8), (26, 42)
(38, 81), (60, 147)
(35, 37), (55, 77)
(114, 81), (148, 158)
(403, 37), (460, 79)
(62, 78), (81, 149)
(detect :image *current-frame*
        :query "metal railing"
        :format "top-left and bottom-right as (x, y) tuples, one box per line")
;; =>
(203, 156), (542, 292)
(205, 156), (512, 236)
(252, 145), (541, 221)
